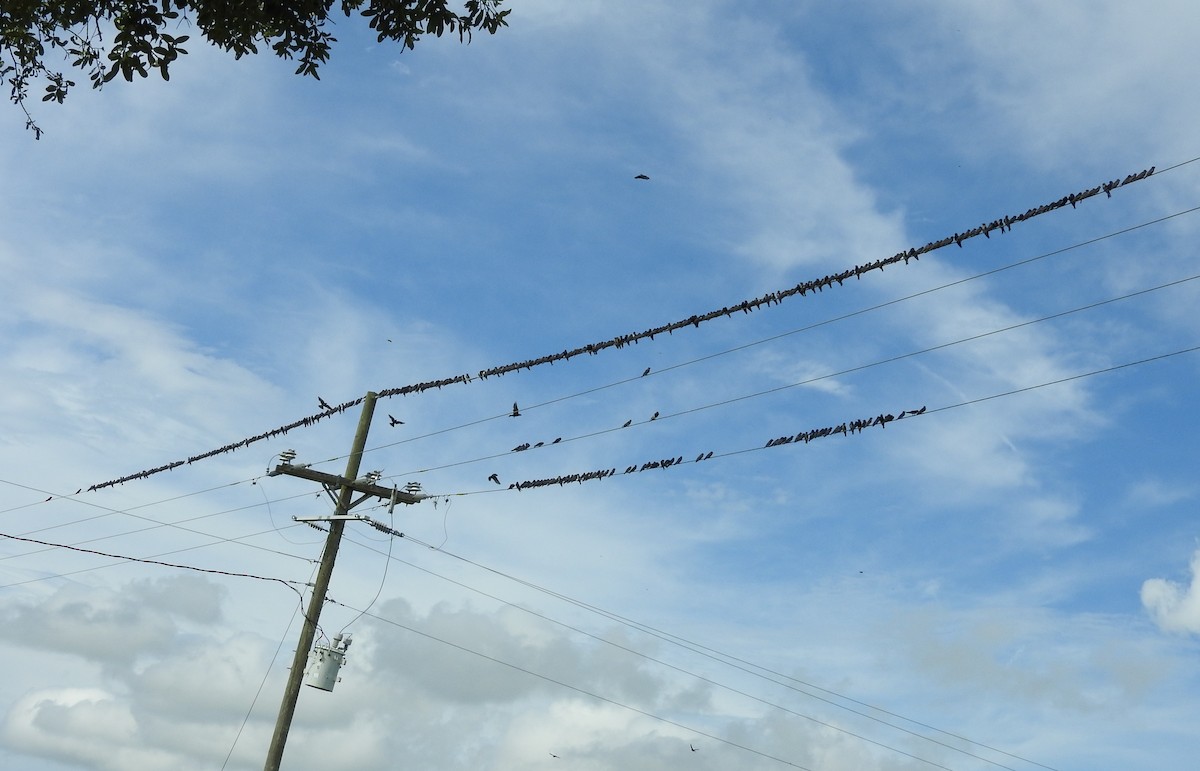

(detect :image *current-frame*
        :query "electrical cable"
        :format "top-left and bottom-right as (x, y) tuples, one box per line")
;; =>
(0, 481), (318, 566)
(336, 530), (1037, 771)
(325, 597), (814, 771)
(322, 203), (1200, 478)
(0, 523), (317, 590)
(81, 161), (1171, 492)
(0, 530), (310, 598)
(218, 556), (324, 771)
(383, 270), (1200, 488)
(337, 507), (396, 634)
(11, 198), (1189, 519)
(378, 530), (1059, 771)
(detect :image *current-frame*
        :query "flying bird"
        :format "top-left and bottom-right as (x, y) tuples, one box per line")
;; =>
(511, 402), (521, 417)
(317, 396), (333, 411)
(642, 367), (651, 377)
(634, 173), (650, 180)
(488, 473), (501, 485)
(388, 414), (404, 427)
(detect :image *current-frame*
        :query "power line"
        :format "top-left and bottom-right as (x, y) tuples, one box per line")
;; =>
(335, 530), (1042, 771)
(8, 200), (1191, 536)
(317, 203), (1200, 480)
(81, 163), (1165, 491)
(386, 271), (1200, 491)
(0, 479), (317, 567)
(0, 530), (310, 596)
(328, 595), (957, 771)
(0, 523), (316, 590)
(412, 535), (1060, 770)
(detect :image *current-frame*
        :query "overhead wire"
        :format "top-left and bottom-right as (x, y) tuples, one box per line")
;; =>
(0, 479), (318, 567)
(304, 203), (1200, 479)
(5, 206), (1194, 568)
(0, 530), (310, 598)
(81, 162), (1167, 491)
(374, 270), (1200, 490)
(334, 529), (1040, 771)
(221, 559), (321, 771)
(18, 193), (1186, 515)
(375, 531), (1061, 771)
(481, 342), (1200, 496)
(0, 522), (318, 590)
(327, 596), (919, 771)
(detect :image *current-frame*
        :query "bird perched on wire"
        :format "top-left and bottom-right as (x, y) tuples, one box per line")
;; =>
(318, 396), (333, 411)
(622, 419), (633, 428)
(511, 402), (521, 417)
(642, 367), (651, 377)
(650, 411), (659, 420)
(488, 473), (501, 485)
(388, 415), (404, 427)
(634, 174), (650, 180)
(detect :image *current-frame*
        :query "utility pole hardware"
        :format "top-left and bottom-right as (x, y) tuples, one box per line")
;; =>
(262, 391), (425, 771)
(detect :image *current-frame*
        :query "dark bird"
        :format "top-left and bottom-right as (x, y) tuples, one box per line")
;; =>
(74, 488), (82, 495)
(549, 753), (559, 758)
(388, 414), (404, 427)
(622, 419), (633, 428)
(43, 496), (52, 502)
(642, 367), (651, 377)
(650, 411), (659, 420)
(488, 473), (501, 485)
(318, 396), (333, 411)
(552, 437), (562, 444)
(691, 744), (698, 752)
(634, 174), (650, 180)
(511, 402), (521, 417)
(534, 441), (544, 448)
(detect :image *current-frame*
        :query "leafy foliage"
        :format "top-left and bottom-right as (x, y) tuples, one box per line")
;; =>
(1, 0), (510, 137)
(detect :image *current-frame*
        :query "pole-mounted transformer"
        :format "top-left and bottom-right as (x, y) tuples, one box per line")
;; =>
(305, 633), (352, 692)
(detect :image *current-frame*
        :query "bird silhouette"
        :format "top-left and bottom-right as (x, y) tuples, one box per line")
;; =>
(552, 437), (562, 444)
(642, 367), (651, 377)
(650, 411), (659, 420)
(690, 744), (698, 752)
(388, 414), (404, 427)
(74, 488), (82, 495)
(511, 402), (521, 417)
(318, 397), (333, 411)
(488, 473), (500, 485)
(622, 419), (633, 428)
(634, 174), (650, 180)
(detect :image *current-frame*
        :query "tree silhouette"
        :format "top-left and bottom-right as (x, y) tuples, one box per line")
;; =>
(2, 0), (510, 137)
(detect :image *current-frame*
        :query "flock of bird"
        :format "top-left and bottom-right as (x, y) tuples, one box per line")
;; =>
(501, 407), (923, 492)
(83, 166), (1154, 492)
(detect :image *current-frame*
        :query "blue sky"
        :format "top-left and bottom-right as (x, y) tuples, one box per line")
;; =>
(1, 1), (1199, 769)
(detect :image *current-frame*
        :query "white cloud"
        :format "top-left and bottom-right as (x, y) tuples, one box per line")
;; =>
(1142, 549), (1200, 635)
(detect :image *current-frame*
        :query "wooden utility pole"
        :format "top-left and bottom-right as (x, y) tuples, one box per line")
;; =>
(263, 391), (423, 771)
